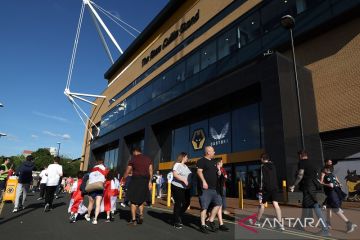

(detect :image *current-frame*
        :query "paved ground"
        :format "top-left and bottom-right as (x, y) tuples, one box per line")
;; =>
(0, 192), (356, 239)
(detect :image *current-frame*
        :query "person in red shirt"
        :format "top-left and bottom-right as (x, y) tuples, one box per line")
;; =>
(122, 147), (153, 226)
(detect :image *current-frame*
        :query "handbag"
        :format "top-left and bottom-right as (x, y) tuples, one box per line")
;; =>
(85, 180), (104, 192)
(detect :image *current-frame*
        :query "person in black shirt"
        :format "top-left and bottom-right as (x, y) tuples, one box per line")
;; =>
(249, 153), (284, 230)
(320, 163), (357, 233)
(289, 150), (330, 236)
(196, 146), (222, 233)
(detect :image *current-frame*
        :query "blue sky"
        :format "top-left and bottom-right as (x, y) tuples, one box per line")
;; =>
(0, 0), (168, 158)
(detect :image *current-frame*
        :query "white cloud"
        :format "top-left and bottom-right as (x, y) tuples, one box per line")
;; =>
(31, 134), (39, 139)
(43, 131), (71, 140)
(33, 111), (69, 123)
(2, 134), (20, 142)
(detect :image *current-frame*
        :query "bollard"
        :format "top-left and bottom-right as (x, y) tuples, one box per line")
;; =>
(282, 180), (288, 203)
(152, 182), (156, 205)
(167, 182), (171, 207)
(119, 186), (123, 200)
(238, 180), (243, 209)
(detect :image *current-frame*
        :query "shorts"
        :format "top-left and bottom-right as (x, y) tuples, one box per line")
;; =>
(199, 189), (222, 210)
(88, 190), (104, 199)
(262, 190), (283, 204)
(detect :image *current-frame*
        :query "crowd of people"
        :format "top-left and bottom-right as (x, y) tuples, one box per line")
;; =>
(0, 146), (358, 235)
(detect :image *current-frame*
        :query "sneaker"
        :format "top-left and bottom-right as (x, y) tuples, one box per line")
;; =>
(84, 214), (91, 222)
(128, 219), (137, 226)
(249, 218), (261, 227)
(12, 208), (18, 213)
(317, 230), (331, 237)
(69, 214), (76, 223)
(174, 223), (183, 229)
(137, 215), (143, 224)
(44, 204), (50, 212)
(275, 225), (285, 231)
(219, 224), (230, 232)
(200, 225), (209, 234)
(120, 202), (126, 208)
(106, 216), (111, 223)
(37, 197), (43, 201)
(346, 222), (358, 233)
(92, 219), (97, 225)
(207, 221), (218, 232)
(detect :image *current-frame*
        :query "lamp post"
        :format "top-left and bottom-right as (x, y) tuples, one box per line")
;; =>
(281, 15), (305, 150)
(57, 142), (61, 156)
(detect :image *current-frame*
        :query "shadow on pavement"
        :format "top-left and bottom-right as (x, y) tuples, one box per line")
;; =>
(0, 201), (66, 225)
(147, 210), (200, 231)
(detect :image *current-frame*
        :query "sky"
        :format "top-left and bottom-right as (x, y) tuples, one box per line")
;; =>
(0, 0), (168, 159)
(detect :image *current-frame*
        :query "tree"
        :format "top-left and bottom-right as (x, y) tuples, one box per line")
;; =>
(32, 148), (53, 171)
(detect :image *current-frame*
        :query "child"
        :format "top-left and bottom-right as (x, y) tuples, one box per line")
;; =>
(101, 170), (120, 222)
(68, 171), (87, 223)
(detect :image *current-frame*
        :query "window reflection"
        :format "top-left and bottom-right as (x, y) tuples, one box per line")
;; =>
(217, 28), (237, 59)
(200, 40), (216, 70)
(186, 52), (200, 77)
(237, 12), (261, 48)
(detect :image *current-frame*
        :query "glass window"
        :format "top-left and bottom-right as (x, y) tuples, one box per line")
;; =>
(137, 84), (152, 107)
(261, 0), (297, 34)
(152, 77), (163, 98)
(237, 12), (261, 48)
(200, 40), (216, 70)
(171, 126), (190, 161)
(186, 52), (200, 77)
(217, 28), (237, 59)
(232, 103), (261, 152)
(209, 113), (231, 154)
(173, 61), (185, 83)
(125, 95), (136, 114)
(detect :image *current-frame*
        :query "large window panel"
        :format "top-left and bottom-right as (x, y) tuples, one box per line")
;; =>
(137, 84), (152, 107)
(237, 12), (261, 48)
(186, 52), (200, 78)
(217, 28), (237, 59)
(171, 126), (190, 161)
(200, 40), (217, 70)
(261, 0), (297, 34)
(232, 103), (261, 152)
(209, 113), (231, 154)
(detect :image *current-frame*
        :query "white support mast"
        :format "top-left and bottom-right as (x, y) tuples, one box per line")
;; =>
(64, 0), (139, 139)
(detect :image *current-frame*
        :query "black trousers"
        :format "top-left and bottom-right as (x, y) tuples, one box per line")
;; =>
(39, 183), (46, 199)
(45, 186), (57, 207)
(172, 185), (191, 224)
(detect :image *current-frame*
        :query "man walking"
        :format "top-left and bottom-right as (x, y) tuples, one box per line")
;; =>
(44, 156), (63, 212)
(0, 158), (11, 202)
(197, 146), (222, 233)
(250, 153), (284, 230)
(289, 150), (330, 236)
(122, 147), (153, 225)
(13, 155), (35, 212)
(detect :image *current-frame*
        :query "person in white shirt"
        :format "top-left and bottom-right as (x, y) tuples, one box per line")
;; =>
(37, 166), (48, 200)
(44, 157), (63, 212)
(171, 152), (192, 229)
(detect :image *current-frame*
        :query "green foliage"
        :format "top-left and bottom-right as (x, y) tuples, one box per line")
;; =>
(1, 149), (81, 177)
(32, 148), (53, 171)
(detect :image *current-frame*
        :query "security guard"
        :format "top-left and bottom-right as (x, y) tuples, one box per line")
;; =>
(0, 158), (11, 201)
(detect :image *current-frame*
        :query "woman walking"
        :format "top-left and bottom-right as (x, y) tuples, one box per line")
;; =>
(172, 152), (192, 229)
(84, 159), (108, 224)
